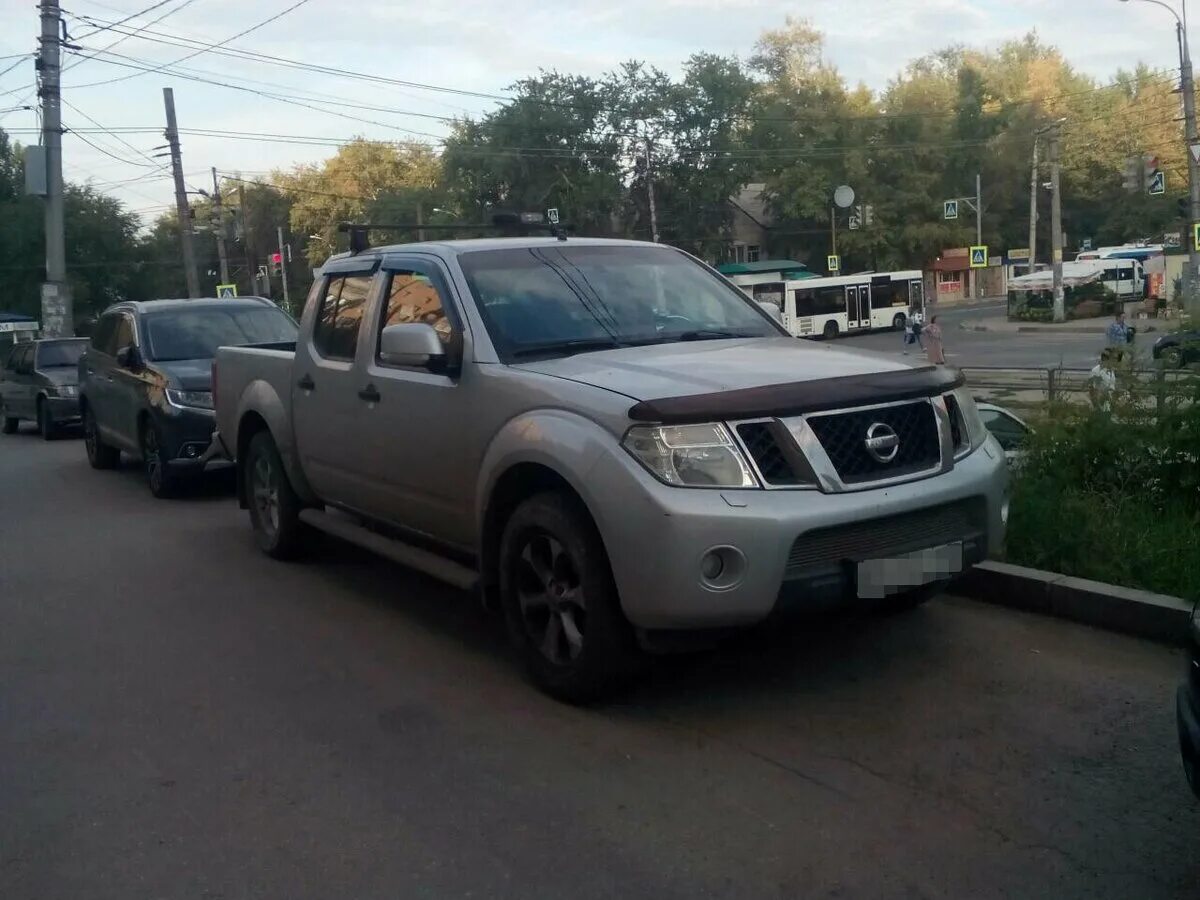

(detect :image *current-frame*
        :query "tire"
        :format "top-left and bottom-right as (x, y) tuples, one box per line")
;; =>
(141, 420), (184, 499)
(822, 320), (839, 340)
(499, 491), (641, 703)
(1, 399), (17, 434)
(83, 406), (119, 469)
(245, 430), (306, 559)
(892, 313), (907, 331)
(1162, 347), (1184, 369)
(37, 399), (58, 441)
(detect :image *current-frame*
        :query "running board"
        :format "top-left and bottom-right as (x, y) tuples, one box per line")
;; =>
(298, 508), (479, 591)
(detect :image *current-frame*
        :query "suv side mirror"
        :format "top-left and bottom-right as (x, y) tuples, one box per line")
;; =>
(379, 323), (446, 370)
(115, 345), (141, 370)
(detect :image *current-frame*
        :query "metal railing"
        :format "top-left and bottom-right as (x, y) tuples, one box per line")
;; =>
(960, 365), (1196, 411)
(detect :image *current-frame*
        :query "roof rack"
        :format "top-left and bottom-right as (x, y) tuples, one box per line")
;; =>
(338, 211), (571, 255)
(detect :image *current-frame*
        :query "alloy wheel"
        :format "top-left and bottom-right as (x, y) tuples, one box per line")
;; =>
(143, 427), (164, 493)
(515, 531), (587, 666)
(252, 451), (281, 538)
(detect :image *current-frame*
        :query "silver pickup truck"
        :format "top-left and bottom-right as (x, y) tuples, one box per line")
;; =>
(214, 237), (1007, 701)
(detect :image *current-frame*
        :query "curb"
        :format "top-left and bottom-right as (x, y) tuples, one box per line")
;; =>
(960, 322), (1159, 334)
(956, 560), (1192, 645)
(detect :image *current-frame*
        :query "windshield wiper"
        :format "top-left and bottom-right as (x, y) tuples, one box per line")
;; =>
(511, 338), (624, 359)
(673, 329), (756, 342)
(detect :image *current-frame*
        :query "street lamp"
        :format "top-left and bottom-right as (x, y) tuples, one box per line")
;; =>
(1119, 0), (1199, 315)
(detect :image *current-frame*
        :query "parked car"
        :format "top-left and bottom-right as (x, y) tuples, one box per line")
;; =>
(0, 337), (88, 439)
(79, 297), (297, 497)
(1178, 602), (1200, 798)
(1153, 330), (1200, 369)
(214, 237), (1007, 702)
(975, 402), (1032, 466)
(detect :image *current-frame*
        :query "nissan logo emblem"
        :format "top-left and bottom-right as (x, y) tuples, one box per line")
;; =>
(864, 422), (900, 463)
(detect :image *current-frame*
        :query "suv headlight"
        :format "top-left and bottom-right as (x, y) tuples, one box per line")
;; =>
(950, 387), (988, 454)
(622, 423), (758, 488)
(166, 389), (214, 410)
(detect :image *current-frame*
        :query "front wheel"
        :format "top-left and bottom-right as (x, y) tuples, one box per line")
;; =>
(823, 320), (839, 340)
(499, 491), (641, 703)
(245, 430), (305, 559)
(83, 407), (119, 468)
(1162, 347), (1184, 369)
(141, 421), (184, 499)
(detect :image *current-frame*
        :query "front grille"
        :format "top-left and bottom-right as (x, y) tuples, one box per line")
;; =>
(807, 399), (941, 484)
(736, 422), (803, 485)
(786, 497), (987, 574)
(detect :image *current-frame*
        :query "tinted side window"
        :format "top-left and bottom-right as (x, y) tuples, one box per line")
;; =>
(92, 314), (118, 356)
(379, 270), (453, 350)
(112, 315), (135, 352)
(11, 345), (32, 373)
(313, 274), (372, 360)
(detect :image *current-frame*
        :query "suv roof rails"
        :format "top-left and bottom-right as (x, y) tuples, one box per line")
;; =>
(338, 212), (571, 255)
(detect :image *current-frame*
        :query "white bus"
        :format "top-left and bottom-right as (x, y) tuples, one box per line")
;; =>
(781, 270), (925, 339)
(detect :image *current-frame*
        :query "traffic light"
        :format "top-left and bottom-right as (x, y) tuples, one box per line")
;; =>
(270, 252), (282, 276)
(864, 204), (875, 227)
(1143, 154), (1160, 192)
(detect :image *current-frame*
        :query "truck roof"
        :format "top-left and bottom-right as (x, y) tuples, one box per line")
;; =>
(323, 236), (665, 267)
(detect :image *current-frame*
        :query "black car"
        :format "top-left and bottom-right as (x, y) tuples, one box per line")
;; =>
(79, 297), (297, 497)
(1153, 330), (1200, 368)
(1179, 603), (1200, 798)
(0, 338), (88, 439)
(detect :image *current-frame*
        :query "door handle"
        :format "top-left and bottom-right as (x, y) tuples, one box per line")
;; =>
(357, 385), (381, 403)
(297, 374), (315, 391)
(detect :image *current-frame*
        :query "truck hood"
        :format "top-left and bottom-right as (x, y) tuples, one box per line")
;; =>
(512, 337), (916, 402)
(155, 358), (212, 391)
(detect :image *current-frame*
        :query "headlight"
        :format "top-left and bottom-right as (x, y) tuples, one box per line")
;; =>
(49, 384), (78, 398)
(950, 387), (988, 454)
(166, 389), (214, 410)
(622, 423), (758, 488)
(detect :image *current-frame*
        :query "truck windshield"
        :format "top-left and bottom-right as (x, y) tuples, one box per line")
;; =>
(459, 245), (780, 360)
(35, 339), (86, 368)
(143, 307), (298, 362)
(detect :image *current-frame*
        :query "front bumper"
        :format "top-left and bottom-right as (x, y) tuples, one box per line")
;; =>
(155, 405), (230, 472)
(44, 396), (80, 424)
(591, 435), (1008, 630)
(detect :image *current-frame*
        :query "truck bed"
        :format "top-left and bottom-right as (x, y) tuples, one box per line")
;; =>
(214, 342), (298, 463)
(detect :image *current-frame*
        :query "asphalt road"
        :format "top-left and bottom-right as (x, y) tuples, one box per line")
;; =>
(2, 435), (1197, 899)
(837, 300), (1147, 369)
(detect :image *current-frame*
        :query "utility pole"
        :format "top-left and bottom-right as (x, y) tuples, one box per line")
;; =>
(277, 225), (290, 313)
(1049, 124), (1065, 323)
(830, 206), (837, 256)
(1028, 139), (1039, 270)
(644, 133), (659, 243)
(162, 88), (200, 298)
(211, 167), (229, 285)
(39, 0), (70, 336)
(974, 173), (982, 246)
(1178, 20), (1200, 314)
(237, 179), (256, 295)
(416, 199), (425, 242)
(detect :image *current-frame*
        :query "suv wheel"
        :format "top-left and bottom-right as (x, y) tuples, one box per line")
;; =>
(245, 430), (305, 558)
(37, 399), (58, 441)
(1, 399), (17, 434)
(141, 421), (183, 499)
(83, 407), (119, 468)
(823, 320), (839, 340)
(499, 491), (641, 703)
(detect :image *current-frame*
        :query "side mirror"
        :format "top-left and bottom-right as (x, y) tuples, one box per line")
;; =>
(115, 345), (141, 369)
(379, 323), (446, 370)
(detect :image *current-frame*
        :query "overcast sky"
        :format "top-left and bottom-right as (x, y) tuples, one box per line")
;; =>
(0, 0), (1189, 226)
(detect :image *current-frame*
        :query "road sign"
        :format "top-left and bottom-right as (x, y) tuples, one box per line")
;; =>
(1164, 231), (1182, 248)
(216, 283), (237, 298)
(1193, 222), (1200, 250)
(1148, 169), (1166, 196)
(1192, 144), (1200, 164)
(833, 185), (855, 208)
(969, 245), (988, 268)
(943, 200), (958, 220)
(848, 205), (862, 230)
(546, 207), (560, 225)
(827, 254), (840, 272)
(1007, 248), (1030, 261)
(1081, 238), (1093, 251)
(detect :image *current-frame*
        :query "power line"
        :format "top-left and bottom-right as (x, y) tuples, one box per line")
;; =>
(61, 97), (166, 170)
(68, 0), (316, 88)
(63, 0), (201, 74)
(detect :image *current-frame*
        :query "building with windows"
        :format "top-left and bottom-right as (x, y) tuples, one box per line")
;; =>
(726, 183), (772, 264)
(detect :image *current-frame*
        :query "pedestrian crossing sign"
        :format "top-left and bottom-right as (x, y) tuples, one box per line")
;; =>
(1194, 223), (1200, 251)
(216, 284), (237, 298)
(969, 245), (988, 268)
(827, 254), (840, 272)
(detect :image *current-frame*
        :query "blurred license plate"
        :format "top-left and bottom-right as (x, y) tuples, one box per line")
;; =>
(856, 542), (963, 599)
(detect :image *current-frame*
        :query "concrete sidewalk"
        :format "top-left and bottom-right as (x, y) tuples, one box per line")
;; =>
(961, 316), (1161, 334)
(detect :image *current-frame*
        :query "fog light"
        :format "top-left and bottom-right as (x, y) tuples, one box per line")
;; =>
(701, 551), (724, 580)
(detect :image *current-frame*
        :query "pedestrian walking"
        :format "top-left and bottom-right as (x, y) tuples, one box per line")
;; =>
(924, 315), (945, 364)
(902, 317), (916, 354)
(1105, 310), (1136, 364)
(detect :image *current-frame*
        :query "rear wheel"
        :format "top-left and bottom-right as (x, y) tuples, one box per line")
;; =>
(83, 406), (119, 468)
(141, 421), (183, 498)
(499, 491), (641, 703)
(37, 399), (58, 441)
(822, 320), (839, 340)
(245, 430), (305, 559)
(1162, 346), (1184, 369)
(1, 399), (17, 434)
